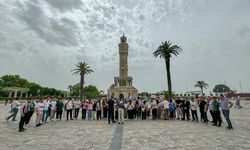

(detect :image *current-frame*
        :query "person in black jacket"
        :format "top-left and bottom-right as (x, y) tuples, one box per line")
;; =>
(107, 97), (116, 124)
(182, 98), (190, 121)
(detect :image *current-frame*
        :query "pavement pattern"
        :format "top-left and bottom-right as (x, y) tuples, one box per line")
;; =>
(0, 100), (250, 150)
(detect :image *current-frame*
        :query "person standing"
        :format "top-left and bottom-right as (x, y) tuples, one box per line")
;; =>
(96, 100), (102, 120)
(208, 98), (215, 123)
(50, 99), (57, 120)
(182, 98), (190, 121)
(107, 97), (115, 124)
(92, 100), (97, 120)
(87, 101), (93, 120)
(35, 99), (44, 127)
(65, 99), (73, 121)
(56, 99), (64, 120)
(220, 95), (233, 129)
(199, 98), (208, 123)
(74, 99), (81, 119)
(82, 100), (88, 120)
(190, 98), (198, 122)
(117, 99), (125, 124)
(212, 97), (222, 127)
(19, 101), (28, 132)
(102, 99), (108, 120)
(169, 99), (175, 119)
(175, 99), (182, 120)
(162, 99), (169, 120)
(6, 98), (19, 121)
(151, 100), (158, 120)
(25, 98), (35, 126)
(42, 98), (50, 123)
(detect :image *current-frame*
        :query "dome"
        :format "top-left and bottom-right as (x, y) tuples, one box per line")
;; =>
(120, 34), (127, 43)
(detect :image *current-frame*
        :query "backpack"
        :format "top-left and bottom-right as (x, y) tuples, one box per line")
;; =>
(169, 102), (174, 112)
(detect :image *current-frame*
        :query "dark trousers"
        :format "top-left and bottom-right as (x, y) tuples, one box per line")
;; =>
(56, 111), (62, 120)
(82, 109), (86, 120)
(210, 110), (215, 122)
(97, 110), (102, 120)
(152, 108), (157, 120)
(128, 110), (134, 119)
(183, 109), (190, 120)
(103, 107), (107, 119)
(19, 114), (27, 131)
(66, 109), (73, 120)
(108, 109), (114, 123)
(222, 110), (233, 128)
(25, 111), (34, 125)
(213, 110), (222, 125)
(74, 108), (80, 118)
(191, 110), (198, 121)
(200, 110), (208, 122)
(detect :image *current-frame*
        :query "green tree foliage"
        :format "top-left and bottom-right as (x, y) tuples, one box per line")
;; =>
(0, 75), (64, 98)
(153, 41), (182, 98)
(72, 62), (93, 101)
(69, 83), (100, 99)
(194, 81), (209, 96)
(213, 84), (231, 93)
(84, 85), (100, 99)
(0, 75), (29, 87)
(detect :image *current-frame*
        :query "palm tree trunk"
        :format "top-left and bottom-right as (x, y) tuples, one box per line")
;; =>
(80, 74), (84, 101)
(201, 87), (203, 97)
(165, 58), (172, 98)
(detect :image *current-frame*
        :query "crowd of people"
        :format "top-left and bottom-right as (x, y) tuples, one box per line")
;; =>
(5, 94), (234, 132)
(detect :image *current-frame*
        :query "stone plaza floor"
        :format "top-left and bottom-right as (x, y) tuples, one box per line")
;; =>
(0, 101), (250, 150)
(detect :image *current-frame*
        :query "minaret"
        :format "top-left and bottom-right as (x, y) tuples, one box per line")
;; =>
(119, 34), (128, 77)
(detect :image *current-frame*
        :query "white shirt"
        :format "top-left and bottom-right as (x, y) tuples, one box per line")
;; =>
(162, 100), (169, 109)
(50, 101), (57, 110)
(190, 100), (198, 110)
(74, 101), (81, 109)
(44, 101), (50, 111)
(36, 102), (44, 111)
(66, 100), (73, 110)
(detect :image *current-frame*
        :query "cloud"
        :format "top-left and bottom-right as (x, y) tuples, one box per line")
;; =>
(0, 0), (250, 93)
(44, 0), (82, 12)
(16, 1), (79, 47)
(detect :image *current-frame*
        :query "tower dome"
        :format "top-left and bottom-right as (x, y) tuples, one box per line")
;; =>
(120, 34), (127, 43)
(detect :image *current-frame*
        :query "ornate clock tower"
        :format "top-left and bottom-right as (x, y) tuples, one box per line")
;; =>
(108, 34), (138, 99)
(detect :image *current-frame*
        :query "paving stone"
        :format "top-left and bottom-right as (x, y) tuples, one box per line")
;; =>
(1, 101), (250, 149)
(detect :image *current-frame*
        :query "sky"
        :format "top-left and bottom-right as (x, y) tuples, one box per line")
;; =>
(0, 0), (250, 94)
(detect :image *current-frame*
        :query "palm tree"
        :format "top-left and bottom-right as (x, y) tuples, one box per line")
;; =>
(194, 81), (208, 96)
(71, 62), (93, 101)
(153, 41), (182, 98)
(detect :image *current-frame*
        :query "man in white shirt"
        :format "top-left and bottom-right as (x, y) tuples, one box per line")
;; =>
(162, 99), (169, 120)
(50, 99), (57, 120)
(42, 98), (50, 123)
(35, 99), (44, 126)
(190, 98), (198, 122)
(74, 99), (81, 119)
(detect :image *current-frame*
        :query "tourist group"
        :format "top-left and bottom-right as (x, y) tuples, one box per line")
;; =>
(5, 94), (234, 132)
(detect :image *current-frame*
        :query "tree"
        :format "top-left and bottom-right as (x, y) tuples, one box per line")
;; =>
(71, 62), (93, 101)
(153, 41), (182, 98)
(213, 84), (231, 94)
(194, 81), (209, 96)
(84, 85), (100, 99)
(68, 85), (73, 93)
(0, 75), (29, 88)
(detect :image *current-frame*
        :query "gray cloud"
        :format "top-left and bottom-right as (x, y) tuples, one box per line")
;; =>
(44, 0), (82, 11)
(0, 0), (249, 93)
